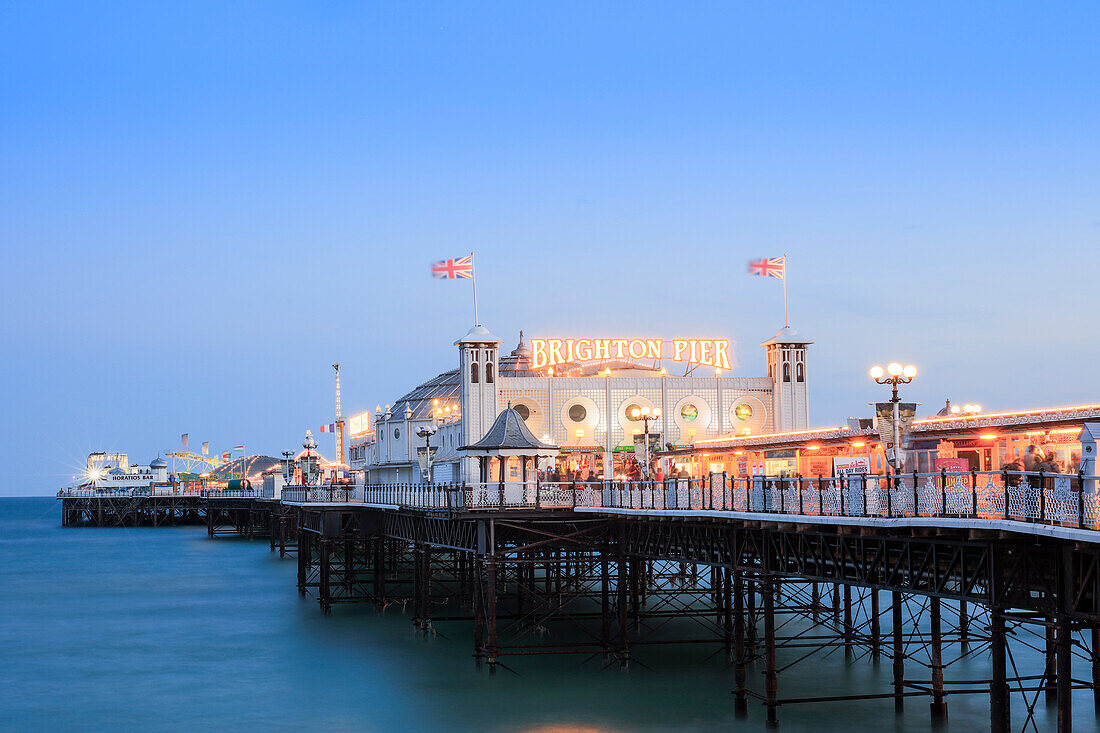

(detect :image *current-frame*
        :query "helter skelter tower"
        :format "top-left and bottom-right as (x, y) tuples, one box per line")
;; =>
(333, 363), (346, 465)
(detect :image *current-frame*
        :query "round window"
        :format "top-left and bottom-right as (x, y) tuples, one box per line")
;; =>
(734, 404), (753, 421)
(568, 404), (587, 423)
(394, 428), (401, 439)
(625, 403), (642, 422)
(680, 404), (699, 422)
(514, 404), (531, 420)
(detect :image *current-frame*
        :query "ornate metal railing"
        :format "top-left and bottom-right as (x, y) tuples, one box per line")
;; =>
(345, 471), (1100, 531)
(281, 485), (363, 503)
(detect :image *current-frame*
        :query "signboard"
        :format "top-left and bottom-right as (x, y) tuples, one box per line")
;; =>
(416, 446), (438, 477)
(934, 457), (970, 472)
(807, 457), (832, 477)
(876, 402), (917, 445)
(348, 412), (372, 437)
(529, 338), (732, 371)
(833, 457), (870, 475)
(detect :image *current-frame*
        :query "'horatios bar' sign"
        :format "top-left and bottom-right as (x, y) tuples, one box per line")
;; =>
(529, 338), (732, 370)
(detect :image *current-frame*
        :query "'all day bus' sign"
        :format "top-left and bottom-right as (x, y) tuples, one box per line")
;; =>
(529, 338), (732, 371)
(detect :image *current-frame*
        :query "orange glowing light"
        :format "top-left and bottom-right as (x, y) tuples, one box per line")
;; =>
(807, 444), (821, 451)
(980, 433), (997, 440)
(851, 441), (866, 448)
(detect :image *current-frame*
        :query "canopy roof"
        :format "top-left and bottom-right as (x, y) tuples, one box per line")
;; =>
(461, 405), (559, 455)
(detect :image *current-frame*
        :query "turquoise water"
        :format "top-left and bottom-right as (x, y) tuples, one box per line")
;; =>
(1, 498), (1094, 732)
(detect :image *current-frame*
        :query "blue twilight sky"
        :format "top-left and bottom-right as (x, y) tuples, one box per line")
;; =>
(2, 2), (1099, 495)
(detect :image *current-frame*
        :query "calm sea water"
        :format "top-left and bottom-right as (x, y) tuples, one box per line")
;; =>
(1, 498), (1094, 732)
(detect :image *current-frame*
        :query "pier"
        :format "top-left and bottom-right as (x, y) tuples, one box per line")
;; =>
(60, 469), (1100, 731)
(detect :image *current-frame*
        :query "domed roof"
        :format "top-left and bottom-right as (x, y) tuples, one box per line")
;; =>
(150, 456), (168, 469)
(389, 368), (462, 421)
(455, 324), (502, 345)
(762, 326), (813, 345)
(499, 331), (540, 377)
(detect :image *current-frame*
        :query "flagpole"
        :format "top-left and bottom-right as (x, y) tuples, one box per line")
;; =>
(782, 253), (789, 327)
(470, 251), (480, 326)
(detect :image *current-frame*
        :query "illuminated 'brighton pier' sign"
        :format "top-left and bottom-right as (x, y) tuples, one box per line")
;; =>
(529, 338), (732, 370)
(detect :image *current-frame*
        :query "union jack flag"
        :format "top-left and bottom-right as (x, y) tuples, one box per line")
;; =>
(432, 255), (474, 279)
(747, 256), (785, 279)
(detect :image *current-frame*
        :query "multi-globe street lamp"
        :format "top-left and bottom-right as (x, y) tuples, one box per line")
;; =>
(629, 405), (662, 479)
(870, 362), (917, 471)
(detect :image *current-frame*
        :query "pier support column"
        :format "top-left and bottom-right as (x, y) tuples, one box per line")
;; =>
(892, 590), (904, 713)
(318, 539), (332, 614)
(764, 574), (779, 729)
(747, 573), (758, 656)
(373, 539), (385, 610)
(297, 532), (309, 595)
(601, 553), (611, 657)
(990, 608), (1010, 733)
(1046, 619), (1058, 704)
(733, 570), (748, 718)
(929, 596), (947, 725)
(811, 582), (820, 625)
(843, 583), (853, 660)
(723, 567), (733, 663)
(617, 543), (630, 668)
(1093, 626), (1100, 714)
(1057, 616), (1072, 733)
(485, 556), (499, 674)
(871, 589), (881, 663)
(958, 600), (970, 653)
(832, 583), (841, 626)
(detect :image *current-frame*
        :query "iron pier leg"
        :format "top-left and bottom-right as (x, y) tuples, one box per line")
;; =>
(297, 532), (309, 595)
(486, 556), (498, 674)
(373, 539), (384, 610)
(871, 589), (881, 664)
(832, 583), (841, 626)
(991, 607), (1010, 733)
(811, 582), (820, 625)
(618, 546), (630, 668)
(958, 600), (969, 653)
(733, 570), (748, 718)
(843, 583), (853, 660)
(601, 554), (611, 658)
(929, 596), (947, 725)
(723, 567), (734, 663)
(473, 558), (484, 669)
(892, 590), (904, 713)
(747, 574), (758, 656)
(764, 574), (778, 729)
(1057, 616), (1072, 732)
(318, 539), (332, 614)
(1093, 626), (1100, 714)
(1046, 619), (1059, 704)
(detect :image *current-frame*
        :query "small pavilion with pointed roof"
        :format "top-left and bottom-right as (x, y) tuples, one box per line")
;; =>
(460, 403), (559, 493)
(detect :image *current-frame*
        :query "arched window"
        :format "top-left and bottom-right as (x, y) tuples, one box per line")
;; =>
(796, 362), (805, 382)
(471, 362), (479, 383)
(486, 362), (494, 383)
(782, 362), (791, 382)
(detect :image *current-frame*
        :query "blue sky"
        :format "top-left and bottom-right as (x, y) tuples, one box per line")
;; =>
(2, 2), (1098, 494)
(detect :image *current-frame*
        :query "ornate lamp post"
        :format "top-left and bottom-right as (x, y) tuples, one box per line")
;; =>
(629, 406), (662, 479)
(416, 425), (437, 482)
(870, 362), (917, 471)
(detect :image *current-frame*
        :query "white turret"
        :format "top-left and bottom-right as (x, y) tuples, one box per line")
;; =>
(763, 326), (811, 432)
(456, 324), (503, 481)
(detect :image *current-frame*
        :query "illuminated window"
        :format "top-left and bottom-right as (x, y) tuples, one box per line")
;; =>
(783, 362), (791, 382)
(680, 404), (699, 422)
(625, 404), (641, 422)
(568, 404), (587, 423)
(734, 404), (753, 421)
(796, 363), (804, 382)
